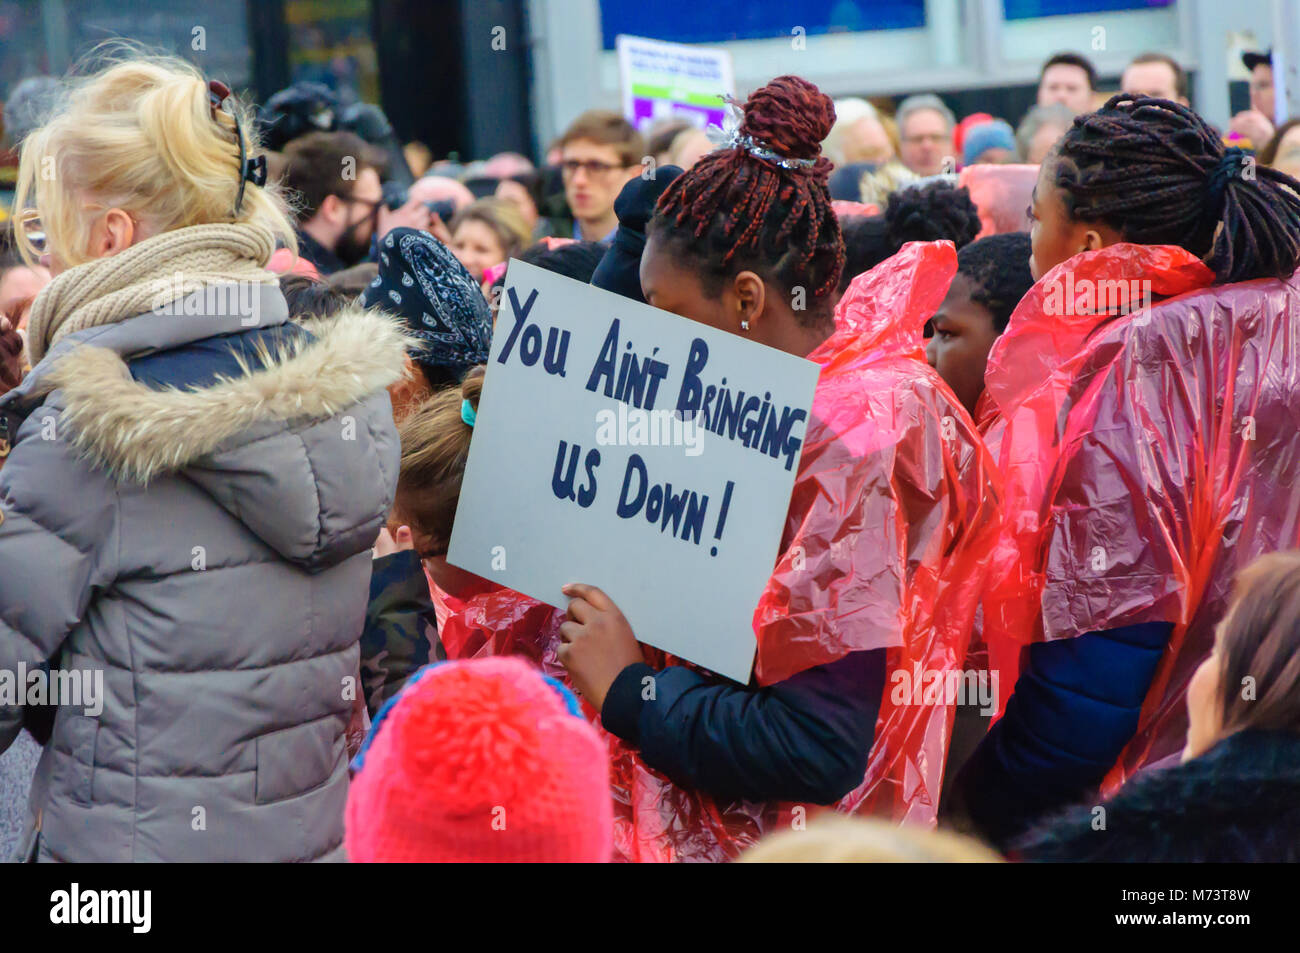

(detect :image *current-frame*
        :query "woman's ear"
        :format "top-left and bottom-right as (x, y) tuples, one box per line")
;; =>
(732, 271), (767, 332)
(97, 208), (137, 258)
(388, 354), (428, 421)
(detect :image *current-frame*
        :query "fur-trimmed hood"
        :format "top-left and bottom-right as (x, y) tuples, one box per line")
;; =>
(9, 302), (409, 570)
(1015, 730), (1300, 863)
(39, 306), (409, 483)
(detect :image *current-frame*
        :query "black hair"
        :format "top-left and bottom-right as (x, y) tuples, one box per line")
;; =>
(487, 240), (611, 311)
(279, 274), (352, 321)
(839, 181), (982, 293)
(1052, 94), (1300, 284)
(955, 231), (1034, 332)
(519, 240), (608, 283)
(1041, 52), (1098, 91)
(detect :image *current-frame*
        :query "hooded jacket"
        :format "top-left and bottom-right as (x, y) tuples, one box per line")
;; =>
(0, 285), (404, 861)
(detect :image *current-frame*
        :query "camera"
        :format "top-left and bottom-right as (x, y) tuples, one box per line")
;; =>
(381, 180), (457, 221)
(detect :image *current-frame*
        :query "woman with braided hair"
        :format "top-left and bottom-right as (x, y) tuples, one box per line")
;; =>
(548, 75), (1001, 860)
(958, 94), (1300, 848)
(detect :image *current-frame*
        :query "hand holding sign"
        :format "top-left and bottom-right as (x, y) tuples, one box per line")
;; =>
(557, 583), (644, 709)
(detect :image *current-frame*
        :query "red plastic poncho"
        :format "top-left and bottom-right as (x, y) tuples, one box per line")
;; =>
(443, 242), (1002, 859)
(832, 199), (882, 219)
(982, 241), (1300, 787)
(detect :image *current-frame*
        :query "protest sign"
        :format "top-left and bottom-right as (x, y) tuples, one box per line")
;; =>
(616, 34), (735, 132)
(447, 261), (820, 682)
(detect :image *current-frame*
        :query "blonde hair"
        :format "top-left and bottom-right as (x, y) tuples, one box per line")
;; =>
(14, 49), (296, 268)
(738, 816), (1003, 863)
(393, 368), (485, 548)
(857, 160), (921, 209)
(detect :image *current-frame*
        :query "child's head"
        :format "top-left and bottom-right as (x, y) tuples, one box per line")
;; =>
(15, 50), (294, 274)
(1029, 94), (1300, 282)
(391, 368), (484, 597)
(739, 815), (1002, 863)
(925, 231), (1033, 415)
(345, 656), (613, 862)
(1185, 551), (1300, 761)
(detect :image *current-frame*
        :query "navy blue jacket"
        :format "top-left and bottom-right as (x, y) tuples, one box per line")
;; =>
(955, 621), (1172, 847)
(600, 649), (886, 805)
(1016, 730), (1300, 862)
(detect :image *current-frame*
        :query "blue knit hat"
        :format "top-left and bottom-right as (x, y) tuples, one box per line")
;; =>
(961, 119), (1017, 167)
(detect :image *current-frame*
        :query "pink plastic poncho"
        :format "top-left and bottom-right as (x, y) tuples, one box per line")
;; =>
(443, 242), (1001, 859)
(982, 241), (1300, 787)
(957, 163), (1038, 239)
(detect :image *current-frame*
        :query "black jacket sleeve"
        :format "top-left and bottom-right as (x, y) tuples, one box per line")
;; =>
(600, 649), (887, 805)
(359, 550), (445, 717)
(955, 621), (1172, 847)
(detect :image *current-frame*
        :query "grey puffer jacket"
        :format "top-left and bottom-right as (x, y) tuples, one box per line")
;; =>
(0, 285), (405, 861)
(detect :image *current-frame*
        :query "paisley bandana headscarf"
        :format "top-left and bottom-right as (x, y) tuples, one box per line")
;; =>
(361, 227), (492, 371)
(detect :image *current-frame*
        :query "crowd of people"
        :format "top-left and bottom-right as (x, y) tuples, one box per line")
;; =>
(1, 41), (1299, 864)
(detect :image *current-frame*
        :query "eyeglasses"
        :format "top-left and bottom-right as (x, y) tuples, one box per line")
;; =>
(18, 209), (45, 254)
(902, 133), (950, 146)
(337, 193), (384, 234)
(20, 204), (142, 258)
(560, 159), (624, 178)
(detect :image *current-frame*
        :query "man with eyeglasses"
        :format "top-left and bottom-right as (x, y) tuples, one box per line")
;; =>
(541, 110), (645, 243)
(282, 130), (431, 274)
(896, 93), (957, 177)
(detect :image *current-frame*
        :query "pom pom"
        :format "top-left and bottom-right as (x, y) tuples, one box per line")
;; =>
(384, 659), (563, 813)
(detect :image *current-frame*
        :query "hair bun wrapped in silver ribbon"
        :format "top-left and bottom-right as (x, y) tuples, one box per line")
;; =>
(705, 94), (818, 170)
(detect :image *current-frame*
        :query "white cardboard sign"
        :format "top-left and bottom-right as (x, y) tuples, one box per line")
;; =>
(447, 261), (820, 682)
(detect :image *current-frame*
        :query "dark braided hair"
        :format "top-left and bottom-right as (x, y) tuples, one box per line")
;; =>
(648, 75), (844, 326)
(1052, 94), (1300, 284)
(955, 231), (1034, 332)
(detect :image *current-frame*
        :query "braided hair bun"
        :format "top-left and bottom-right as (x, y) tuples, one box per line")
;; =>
(737, 75), (836, 167)
(650, 75), (845, 316)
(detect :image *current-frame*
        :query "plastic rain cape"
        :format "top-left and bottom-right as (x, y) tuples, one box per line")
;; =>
(957, 163), (1038, 239)
(981, 241), (1300, 789)
(442, 242), (1001, 860)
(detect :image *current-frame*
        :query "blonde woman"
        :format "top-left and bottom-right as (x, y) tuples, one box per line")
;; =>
(0, 54), (407, 862)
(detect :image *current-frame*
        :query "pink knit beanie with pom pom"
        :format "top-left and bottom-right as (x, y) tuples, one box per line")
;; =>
(345, 656), (614, 863)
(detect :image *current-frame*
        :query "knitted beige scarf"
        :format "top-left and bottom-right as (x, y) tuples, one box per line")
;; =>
(27, 222), (278, 365)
